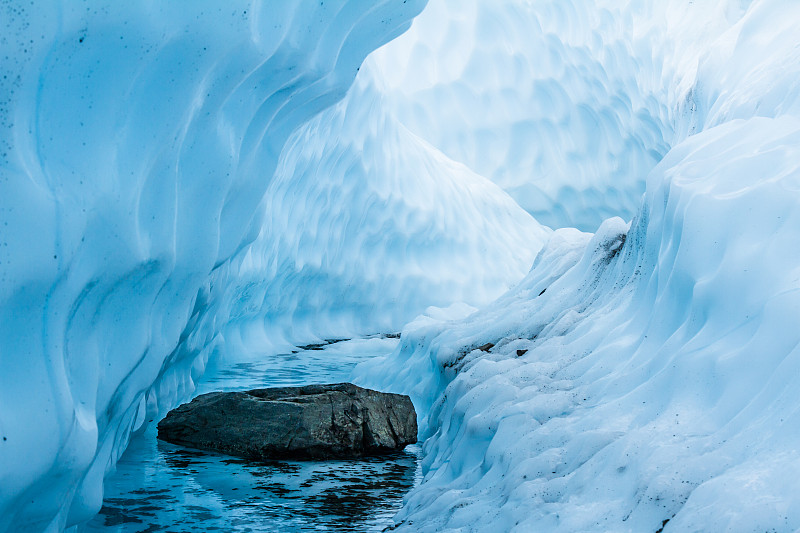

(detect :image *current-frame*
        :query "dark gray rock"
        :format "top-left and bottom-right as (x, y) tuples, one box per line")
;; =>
(157, 383), (417, 460)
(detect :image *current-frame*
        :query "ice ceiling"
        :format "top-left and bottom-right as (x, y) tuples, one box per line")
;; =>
(2, 0), (800, 531)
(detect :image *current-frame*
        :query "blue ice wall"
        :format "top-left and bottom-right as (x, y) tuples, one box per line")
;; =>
(0, 1), (427, 529)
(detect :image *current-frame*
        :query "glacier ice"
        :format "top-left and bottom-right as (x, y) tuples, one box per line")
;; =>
(353, 0), (800, 530)
(0, 0), (441, 530)
(360, 118), (800, 531)
(1, 0), (552, 530)
(208, 74), (549, 354)
(360, 0), (674, 231)
(361, 0), (800, 232)
(3, 0), (800, 531)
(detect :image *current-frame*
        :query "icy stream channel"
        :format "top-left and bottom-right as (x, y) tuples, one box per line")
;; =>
(84, 337), (420, 532)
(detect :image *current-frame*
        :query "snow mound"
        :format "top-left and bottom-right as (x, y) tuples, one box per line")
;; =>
(357, 115), (800, 531)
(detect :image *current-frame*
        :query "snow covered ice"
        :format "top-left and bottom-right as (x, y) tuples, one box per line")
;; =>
(2, 0), (800, 531)
(358, 118), (800, 531)
(355, 0), (800, 530)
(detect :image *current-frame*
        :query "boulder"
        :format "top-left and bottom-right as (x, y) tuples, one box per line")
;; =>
(156, 383), (417, 460)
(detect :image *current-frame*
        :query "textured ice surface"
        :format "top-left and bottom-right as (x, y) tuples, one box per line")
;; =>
(360, 0), (671, 230)
(0, 1), (436, 530)
(362, 0), (800, 231)
(4, 0), (800, 531)
(353, 0), (800, 530)
(210, 75), (549, 353)
(359, 117), (800, 531)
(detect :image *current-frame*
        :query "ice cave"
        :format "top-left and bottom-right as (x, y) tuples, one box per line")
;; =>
(2, 0), (800, 531)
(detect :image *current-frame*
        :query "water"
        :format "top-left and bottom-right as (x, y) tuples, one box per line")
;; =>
(85, 337), (421, 532)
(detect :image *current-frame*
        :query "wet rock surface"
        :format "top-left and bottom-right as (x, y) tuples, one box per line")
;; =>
(157, 383), (417, 460)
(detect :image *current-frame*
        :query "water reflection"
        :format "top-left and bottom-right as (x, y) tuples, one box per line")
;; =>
(86, 337), (420, 532)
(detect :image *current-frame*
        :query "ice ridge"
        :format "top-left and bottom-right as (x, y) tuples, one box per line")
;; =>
(353, 0), (800, 530)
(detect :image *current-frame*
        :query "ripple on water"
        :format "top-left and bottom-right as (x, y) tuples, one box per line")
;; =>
(86, 337), (420, 532)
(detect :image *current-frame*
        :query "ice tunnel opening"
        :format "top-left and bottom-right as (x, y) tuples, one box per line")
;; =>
(3, 0), (800, 532)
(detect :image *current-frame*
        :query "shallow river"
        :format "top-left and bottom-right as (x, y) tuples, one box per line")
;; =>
(85, 337), (420, 532)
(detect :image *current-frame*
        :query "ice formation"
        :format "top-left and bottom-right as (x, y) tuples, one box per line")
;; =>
(0, 0), (553, 529)
(3, 0), (800, 531)
(207, 75), (549, 354)
(354, 0), (800, 530)
(0, 0), (460, 529)
(362, 0), (800, 231)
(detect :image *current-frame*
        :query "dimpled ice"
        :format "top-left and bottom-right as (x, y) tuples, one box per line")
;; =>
(355, 0), (800, 531)
(3, 0), (800, 531)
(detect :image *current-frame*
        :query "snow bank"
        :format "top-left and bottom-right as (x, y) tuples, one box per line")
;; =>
(359, 115), (800, 531)
(354, 0), (800, 530)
